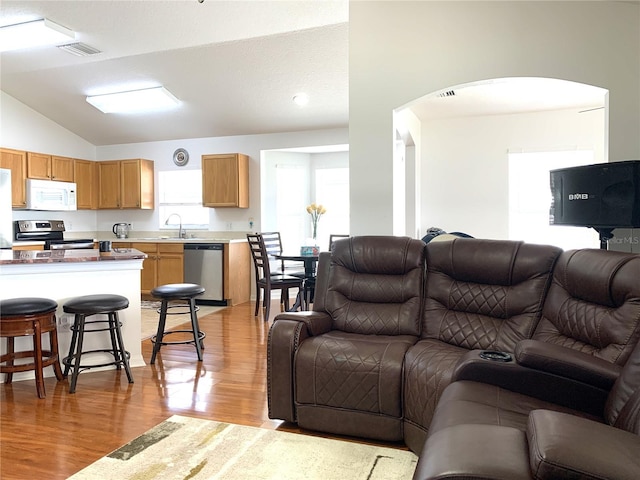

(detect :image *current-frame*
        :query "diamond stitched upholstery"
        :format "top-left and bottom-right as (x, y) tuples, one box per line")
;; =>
(295, 331), (417, 416)
(404, 340), (466, 430)
(404, 239), (561, 453)
(534, 249), (640, 364)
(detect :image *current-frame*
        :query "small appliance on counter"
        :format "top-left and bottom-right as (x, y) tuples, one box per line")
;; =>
(112, 223), (131, 239)
(13, 220), (94, 250)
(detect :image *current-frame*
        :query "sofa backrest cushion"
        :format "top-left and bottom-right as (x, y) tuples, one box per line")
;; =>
(423, 239), (561, 351)
(320, 236), (425, 336)
(534, 249), (640, 365)
(606, 337), (640, 434)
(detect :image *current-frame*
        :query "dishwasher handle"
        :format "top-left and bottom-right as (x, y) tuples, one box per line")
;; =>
(184, 243), (224, 251)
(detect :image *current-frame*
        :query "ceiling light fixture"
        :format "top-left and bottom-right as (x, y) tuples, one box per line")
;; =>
(0, 18), (75, 52)
(293, 93), (309, 106)
(86, 86), (180, 114)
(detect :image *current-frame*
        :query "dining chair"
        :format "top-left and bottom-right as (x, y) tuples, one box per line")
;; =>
(247, 234), (304, 321)
(259, 231), (305, 278)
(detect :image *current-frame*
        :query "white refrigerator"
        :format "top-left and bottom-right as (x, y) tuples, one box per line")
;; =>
(0, 168), (12, 249)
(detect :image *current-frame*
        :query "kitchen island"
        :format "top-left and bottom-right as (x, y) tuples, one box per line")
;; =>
(0, 248), (147, 381)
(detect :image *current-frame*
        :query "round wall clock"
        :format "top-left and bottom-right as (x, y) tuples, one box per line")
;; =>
(173, 148), (189, 166)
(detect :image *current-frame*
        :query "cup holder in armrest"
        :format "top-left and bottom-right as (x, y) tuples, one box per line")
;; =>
(479, 350), (513, 362)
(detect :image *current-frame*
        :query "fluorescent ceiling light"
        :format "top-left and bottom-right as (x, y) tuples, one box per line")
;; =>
(86, 87), (180, 114)
(0, 18), (75, 52)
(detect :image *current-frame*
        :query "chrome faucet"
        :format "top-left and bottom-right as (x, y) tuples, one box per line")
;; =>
(164, 213), (185, 238)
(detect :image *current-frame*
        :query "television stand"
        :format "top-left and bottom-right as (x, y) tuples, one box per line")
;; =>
(593, 227), (614, 250)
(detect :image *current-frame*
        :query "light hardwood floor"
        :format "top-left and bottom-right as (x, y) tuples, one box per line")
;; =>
(0, 301), (402, 479)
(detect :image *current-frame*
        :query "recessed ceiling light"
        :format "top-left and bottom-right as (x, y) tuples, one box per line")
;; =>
(293, 93), (309, 106)
(86, 86), (180, 114)
(0, 18), (74, 52)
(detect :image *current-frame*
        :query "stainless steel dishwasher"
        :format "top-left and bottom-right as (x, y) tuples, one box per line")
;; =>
(183, 243), (225, 305)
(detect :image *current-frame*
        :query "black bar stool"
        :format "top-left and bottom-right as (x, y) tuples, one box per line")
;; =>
(62, 294), (133, 393)
(150, 283), (206, 364)
(0, 297), (63, 398)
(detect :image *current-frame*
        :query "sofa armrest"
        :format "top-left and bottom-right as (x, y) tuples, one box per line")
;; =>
(527, 410), (640, 480)
(413, 424), (532, 480)
(452, 350), (608, 416)
(273, 310), (333, 337)
(516, 339), (621, 390)
(267, 312), (332, 422)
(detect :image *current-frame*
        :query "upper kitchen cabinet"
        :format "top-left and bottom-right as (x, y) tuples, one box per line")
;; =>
(74, 159), (98, 210)
(26, 152), (74, 182)
(202, 153), (249, 208)
(99, 159), (154, 209)
(0, 148), (27, 207)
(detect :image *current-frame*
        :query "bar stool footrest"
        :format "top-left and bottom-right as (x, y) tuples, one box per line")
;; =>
(63, 349), (131, 372)
(151, 330), (206, 346)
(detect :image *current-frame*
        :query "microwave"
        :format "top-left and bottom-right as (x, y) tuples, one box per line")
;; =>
(26, 179), (77, 211)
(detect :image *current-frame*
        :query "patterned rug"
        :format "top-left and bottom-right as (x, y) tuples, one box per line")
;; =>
(69, 415), (417, 479)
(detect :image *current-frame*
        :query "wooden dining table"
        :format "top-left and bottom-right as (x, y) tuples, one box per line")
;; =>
(274, 253), (319, 311)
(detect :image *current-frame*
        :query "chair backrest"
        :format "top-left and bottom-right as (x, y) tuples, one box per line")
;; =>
(260, 232), (283, 257)
(247, 233), (272, 279)
(328, 234), (349, 251)
(259, 231), (285, 274)
(534, 249), (640, 365)
(422, 238), (562, 351)
(314, 235), (425, 336)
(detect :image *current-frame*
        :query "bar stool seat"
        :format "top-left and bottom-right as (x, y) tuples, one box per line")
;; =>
(0, 297), (63, 399)
(62, 294), (133, 393)
(150, 283), (206, 364)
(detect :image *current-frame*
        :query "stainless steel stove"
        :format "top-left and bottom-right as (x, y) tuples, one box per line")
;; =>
(13, 220), (94, 250)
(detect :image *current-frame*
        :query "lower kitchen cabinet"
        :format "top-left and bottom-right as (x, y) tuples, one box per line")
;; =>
(134, 242), (184, 294)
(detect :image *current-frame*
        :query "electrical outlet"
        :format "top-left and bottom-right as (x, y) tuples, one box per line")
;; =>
(226, 222), (233, 230)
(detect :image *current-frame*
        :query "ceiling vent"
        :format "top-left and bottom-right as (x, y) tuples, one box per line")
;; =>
(57, 42), (101, 57)
(437, 90), (456, 98)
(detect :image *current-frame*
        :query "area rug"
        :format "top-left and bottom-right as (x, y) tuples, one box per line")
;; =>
(140, 304), (226, 340)
(69, 415), (418, 479)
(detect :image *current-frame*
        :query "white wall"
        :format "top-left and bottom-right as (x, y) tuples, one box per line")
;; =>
(95, 129), (348, 234)
(420, 107), (605, 240)
(2, 89), (347, 234)
(349, 1), (640, 235)
(1, 92), (96, 159)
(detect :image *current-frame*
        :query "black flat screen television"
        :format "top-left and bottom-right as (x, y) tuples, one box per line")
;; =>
(549, 160), (640, 229)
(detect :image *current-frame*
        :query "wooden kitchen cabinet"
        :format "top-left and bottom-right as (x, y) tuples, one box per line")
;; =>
(51, 156), (75, 182)
(121, 159), (154, 209)
(26, 153), (74, 182)
(202, 153), (249, 208)
(99, 159), (154, 209)
(0, 148), (27, 207)
(74, 159), (98, 209)
(137, 242), (183, 294)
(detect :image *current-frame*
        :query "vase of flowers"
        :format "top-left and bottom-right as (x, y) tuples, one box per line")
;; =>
(306, 202), (326, 245)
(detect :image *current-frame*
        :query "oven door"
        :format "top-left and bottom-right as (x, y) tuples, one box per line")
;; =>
(45, 239), (95, 250)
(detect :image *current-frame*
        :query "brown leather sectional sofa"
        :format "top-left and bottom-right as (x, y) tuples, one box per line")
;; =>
(267, 236), (640, 479)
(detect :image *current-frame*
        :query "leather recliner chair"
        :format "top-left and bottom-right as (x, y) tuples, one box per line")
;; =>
(267, 236), (425, 441)
(403, 239), (562, 453)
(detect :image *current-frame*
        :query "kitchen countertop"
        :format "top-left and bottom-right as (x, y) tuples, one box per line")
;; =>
(0, 248), (146, 265)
